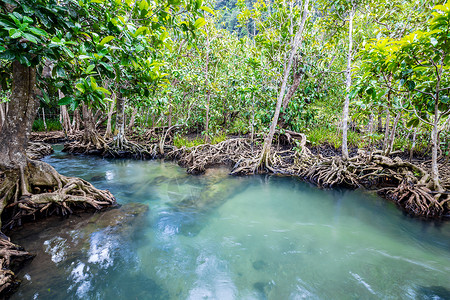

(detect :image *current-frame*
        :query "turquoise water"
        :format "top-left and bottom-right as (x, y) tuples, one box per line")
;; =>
(10, 146), (450, 299)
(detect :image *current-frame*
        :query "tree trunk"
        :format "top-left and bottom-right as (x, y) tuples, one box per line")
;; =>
(259, 0), (309, 166)
(251, 90), (255, 146)
(168, 97), (172, 128)
(0, 61), (38, 168)
(72, 108), (81, 132)
(431, 97), (441, 190)
(378, 109), (383, 132)
(59, 91), (73, 136)
(104, 98), (115, 139)
(42, 107), (47, 131)
(382, 108), (391, 153)
(384, 111), (401, 156)
(60, 104), (72, 135)
(81, 105), (95, 143)
(204, 24), (211, 143)
(127, 107), (138, 132)
(0, 102), (5, 133)
(410, 128), (417, 162)
(368, 113), (374, 133)
(114, 93), (126, 148)
(341, 6), (355, 161)
(282, 67), (303, 110)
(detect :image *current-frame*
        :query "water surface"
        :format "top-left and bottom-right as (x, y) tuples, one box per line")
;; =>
(10, 146), (450, 299)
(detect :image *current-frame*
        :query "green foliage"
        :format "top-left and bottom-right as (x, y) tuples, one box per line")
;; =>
(173, 132), (228, 148)
(307, 126), (362, 149)
(32, 119), (62, 132)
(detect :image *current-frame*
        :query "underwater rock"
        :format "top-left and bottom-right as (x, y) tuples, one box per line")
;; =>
(253, 281), (274, 300)
(252, 260), (268, 271)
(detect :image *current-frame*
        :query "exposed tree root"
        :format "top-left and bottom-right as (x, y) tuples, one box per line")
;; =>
(0, 237), (34, 297)
(379, 182), (449, 217)
(63, 130), (108, 155)
(105, 138), (157, 159)
(0, 159), (116, 230)
(168, 138), (257, 174)
(30, 131), (68, 143)
(26, 142), (53, 160)
(0, 159), (116, 297)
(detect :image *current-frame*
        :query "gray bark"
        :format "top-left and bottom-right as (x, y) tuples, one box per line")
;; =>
(260, 0), (309, 163)
(0, 61), (38, 168)
(341, 5), (355, 161)
(114, 93), (126, 148)
(204, 24), (211, 143)
(384, 111), (401, 156)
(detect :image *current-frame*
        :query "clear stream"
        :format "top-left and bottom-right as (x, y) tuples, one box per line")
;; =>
(10, 146), (450, 300)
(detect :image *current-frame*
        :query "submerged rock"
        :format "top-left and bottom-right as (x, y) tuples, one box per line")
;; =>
(252, 260), (268, 271)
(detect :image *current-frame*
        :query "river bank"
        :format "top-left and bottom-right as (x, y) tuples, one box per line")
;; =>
(30, 130), (450, 218)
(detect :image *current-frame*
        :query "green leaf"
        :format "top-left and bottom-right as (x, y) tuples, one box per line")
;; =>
(99, 62), (114, 72)
(99, 35), (115, 46)
(194, 18), (206, 28)
(28, 27), (48, 37)
(23, 33), (38, 43)
(23, 16), (33, 24)
(18, 55), (30, 66)
(134, 26), (148, 36)
(96, 87), (111, 95)
(200, 6), (215, 15)
(406, 118), (420, 128)
(9, 28), (22, 39)
(90, 76), (97, 89)
(40, 91), (50, 104)
(85, 64), (95, 74)
(58, 96), (74, 106)
(138, 0), (149, 10)
(62, 46), (74, 58)
(0, 51), (15, 61)
(75, 83), (85, 93)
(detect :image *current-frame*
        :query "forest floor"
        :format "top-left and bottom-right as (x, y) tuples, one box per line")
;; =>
(30, 130), (450, 218)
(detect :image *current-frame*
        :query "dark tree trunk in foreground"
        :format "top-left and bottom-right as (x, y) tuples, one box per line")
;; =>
(0, 62), (38, 168)
(0, 62), (115, 296)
